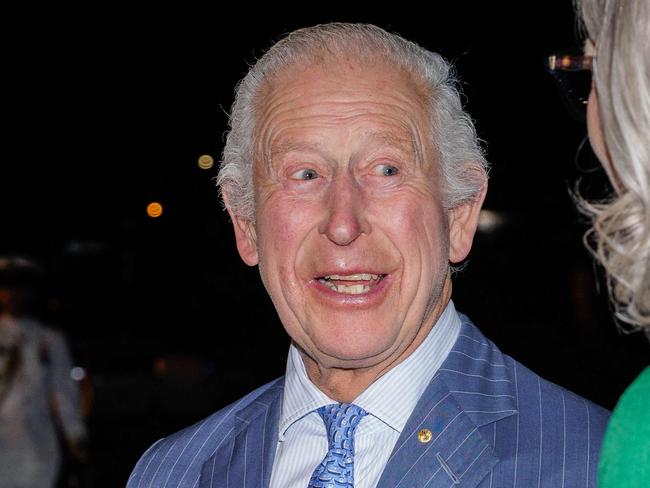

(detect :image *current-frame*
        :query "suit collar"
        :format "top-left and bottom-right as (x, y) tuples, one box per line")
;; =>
(439, 315), (517, 425)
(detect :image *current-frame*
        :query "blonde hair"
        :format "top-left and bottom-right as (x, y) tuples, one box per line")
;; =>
(576, 0), (650, 330)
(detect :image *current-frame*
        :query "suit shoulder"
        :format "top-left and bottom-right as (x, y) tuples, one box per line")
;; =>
(506, 354), (608, 421)
(504, 355), (610, 446)
(455, 316), (609, 433)
(126, 377), (283, 488)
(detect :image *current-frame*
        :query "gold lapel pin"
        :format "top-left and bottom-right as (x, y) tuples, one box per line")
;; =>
(418, 428), (433, 443)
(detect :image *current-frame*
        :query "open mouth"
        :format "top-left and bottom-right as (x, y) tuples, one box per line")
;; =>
(316, 273), (386, 295)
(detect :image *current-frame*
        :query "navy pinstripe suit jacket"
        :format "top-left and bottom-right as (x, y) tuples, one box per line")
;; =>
(128, 315), (609, 487)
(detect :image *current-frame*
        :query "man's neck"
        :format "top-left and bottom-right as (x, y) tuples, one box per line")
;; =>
(301, 278), (452, 403)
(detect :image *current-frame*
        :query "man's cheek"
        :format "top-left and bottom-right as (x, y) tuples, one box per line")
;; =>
(266, 211), (317, 263)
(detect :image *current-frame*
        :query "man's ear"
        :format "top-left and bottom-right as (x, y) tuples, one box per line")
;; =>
(222, 192), (259, 266)
(448, 180), (487, 264)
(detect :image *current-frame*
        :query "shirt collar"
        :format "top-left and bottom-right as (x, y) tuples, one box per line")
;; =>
(278, 300), (461, 440)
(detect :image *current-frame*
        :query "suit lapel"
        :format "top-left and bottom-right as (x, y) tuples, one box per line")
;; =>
(199, 380), (283, 488)
(377, 318), (517, 488)
(376, 374), (498, 488)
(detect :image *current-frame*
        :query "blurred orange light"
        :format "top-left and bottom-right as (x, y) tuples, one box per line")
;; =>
(198, 154), (214, 170)
(153, 357), (168, 376)
(147, 202), (163, 218)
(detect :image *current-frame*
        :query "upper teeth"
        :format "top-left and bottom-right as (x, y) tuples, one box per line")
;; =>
(322, 273), (380, 281)
(317, 273), (382, 295)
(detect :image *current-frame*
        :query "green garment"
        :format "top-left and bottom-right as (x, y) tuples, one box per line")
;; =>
(599, 366), (650, 487)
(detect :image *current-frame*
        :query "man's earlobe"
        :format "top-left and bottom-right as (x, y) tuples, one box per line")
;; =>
(231, 214), (259, 266)
(223, 193), (259, 266)
(448, 181), (487, 263)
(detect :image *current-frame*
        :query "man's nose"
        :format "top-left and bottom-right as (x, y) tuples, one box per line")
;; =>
(318, 174), (370, 245)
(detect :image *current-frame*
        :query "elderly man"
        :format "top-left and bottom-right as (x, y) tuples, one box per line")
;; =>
(128, 23), (608, 488)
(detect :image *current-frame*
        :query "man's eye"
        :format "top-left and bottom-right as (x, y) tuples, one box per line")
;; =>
(291, 168), (320, 180)
(374, 164), (400, 176)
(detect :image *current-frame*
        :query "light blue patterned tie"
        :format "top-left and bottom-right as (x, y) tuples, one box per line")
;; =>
(308, 403), (368, 488)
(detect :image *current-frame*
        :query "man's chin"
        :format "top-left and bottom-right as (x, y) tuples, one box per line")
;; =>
(301, 339), (399, 371)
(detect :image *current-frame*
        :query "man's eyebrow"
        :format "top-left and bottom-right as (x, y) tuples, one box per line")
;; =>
(364, 130), (416, 153)
(267, 131), (420, 165)
(270, 140), (322, 158)
(364, 130), (423, 164)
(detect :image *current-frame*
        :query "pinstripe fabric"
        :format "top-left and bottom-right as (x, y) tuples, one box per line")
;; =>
(127, 380), (284, 488)
(270, 301), (460, 488)
(127, 312), (610, 488)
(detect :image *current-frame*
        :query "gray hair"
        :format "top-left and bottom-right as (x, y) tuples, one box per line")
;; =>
(576, 0), (650, 330)
(217, 23), (488, 222)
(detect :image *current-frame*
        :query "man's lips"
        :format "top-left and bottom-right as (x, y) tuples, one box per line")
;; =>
(314, 272), (387, 295)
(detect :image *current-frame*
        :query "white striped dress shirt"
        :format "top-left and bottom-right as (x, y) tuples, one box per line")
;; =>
(269, 300), (461, 488)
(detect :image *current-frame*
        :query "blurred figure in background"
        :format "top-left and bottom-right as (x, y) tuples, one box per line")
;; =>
(549, 0), (649, 486)
(0, 256), (87, 487)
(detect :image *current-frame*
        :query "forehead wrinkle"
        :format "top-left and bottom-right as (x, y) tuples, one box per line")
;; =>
(308, 102), (427, 166)
(261, 119), (426, 175)
(363, 129), (419, 160)
(257, 74), (431, 170)
(267, 139), (324, 171)
(261, 77), (424, 120)
(271, 140), (323, 159)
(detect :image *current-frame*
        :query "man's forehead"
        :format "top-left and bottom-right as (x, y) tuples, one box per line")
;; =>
(267, 129), (418, 160)
(256, 56), (432, 164)
(260, 52), (427, 103)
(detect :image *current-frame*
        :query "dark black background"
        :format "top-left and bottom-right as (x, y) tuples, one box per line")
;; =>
(2, 3), (648, 486)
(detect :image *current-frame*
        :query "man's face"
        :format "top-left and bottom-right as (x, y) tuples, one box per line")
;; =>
(229, 60), (482, 373)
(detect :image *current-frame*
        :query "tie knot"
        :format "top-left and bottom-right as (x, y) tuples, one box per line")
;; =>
(309, 404), (367, 487)
(318, 403), (367, 449)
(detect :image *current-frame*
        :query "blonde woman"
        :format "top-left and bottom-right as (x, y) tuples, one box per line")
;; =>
(548, 0), (649, 486)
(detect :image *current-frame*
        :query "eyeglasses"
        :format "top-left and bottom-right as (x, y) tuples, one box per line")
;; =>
(545, 52), (594, 121)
